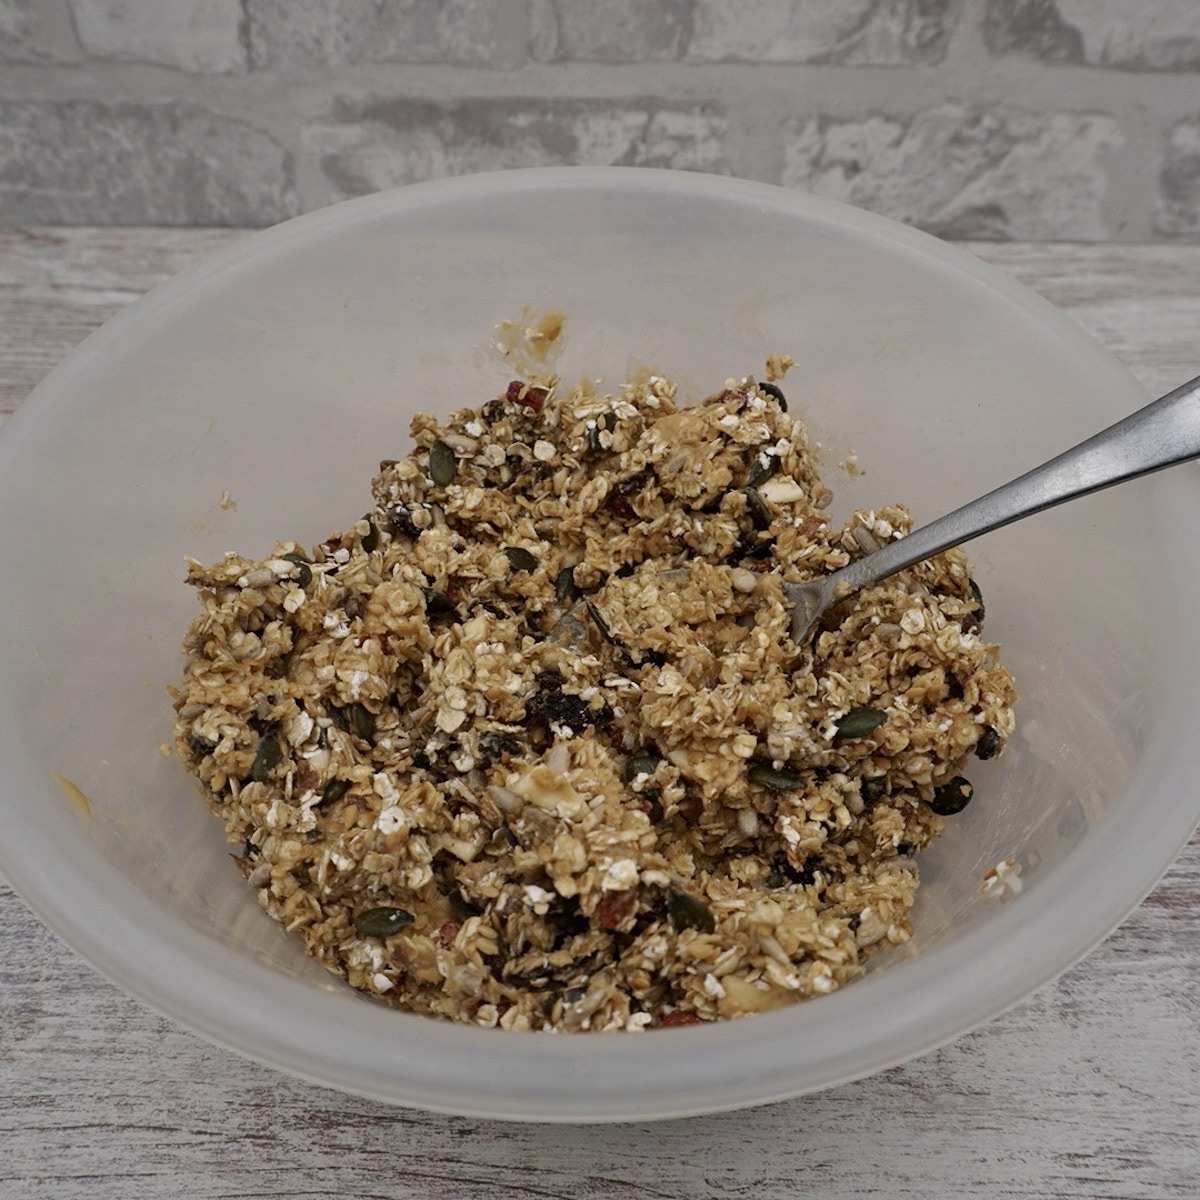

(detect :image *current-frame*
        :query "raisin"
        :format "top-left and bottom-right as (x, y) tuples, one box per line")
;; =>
(528, 671), (614, 732)
(975, 725), (1001, 760)
(389, 504), (420, 538)
(479, 731), (522, 762)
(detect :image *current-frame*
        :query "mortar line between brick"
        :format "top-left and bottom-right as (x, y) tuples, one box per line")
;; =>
(0, 60), (1198, 112)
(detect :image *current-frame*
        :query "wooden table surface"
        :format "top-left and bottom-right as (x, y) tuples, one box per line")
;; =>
(1, 230), (1198, 1200)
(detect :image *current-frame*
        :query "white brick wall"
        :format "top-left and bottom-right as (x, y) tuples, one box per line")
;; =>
(0, 0), (1196, 238)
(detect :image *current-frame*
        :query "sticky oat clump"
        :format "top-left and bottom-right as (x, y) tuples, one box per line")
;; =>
(171, 369), (1015, 1031)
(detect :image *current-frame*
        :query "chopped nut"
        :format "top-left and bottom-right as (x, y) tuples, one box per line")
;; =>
(172, 358), (1015, 1032)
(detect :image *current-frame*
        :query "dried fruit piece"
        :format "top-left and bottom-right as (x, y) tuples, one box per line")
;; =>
(931, 776), (974, 815)
(975, 725), (1001, 760)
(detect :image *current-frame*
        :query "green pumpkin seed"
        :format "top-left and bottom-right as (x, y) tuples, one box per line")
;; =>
(422, 587), (454, 615)
(331, 702), (375, 741)
(758, 381), (788, 411)
(504, 546), (538, 572)
(429, 439), (457, 487)
(353, 906), (415, 938)
(280, 552), (312, 587)
(743, 487), (772, 531)
(747, 453), (780, 488)
(347, 703), (375, 741)
(554, 565), (580, 604)
(968, 578), (985, 622)
(624, 754), (661, 783)
(667, 887), (716, 934)
(585, 600), (617, 645)
(931, 776), (974, 815)
(318, 777), (350, 808)
(748, 762), (806, 790)
(448, 890), (478, 923)
(361, 515), (380, 553)
(834, 706), (888, 740)
(250, 731), (281, 783)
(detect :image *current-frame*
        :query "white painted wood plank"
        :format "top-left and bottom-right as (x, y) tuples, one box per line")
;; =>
(1, 230), (1198, 1199)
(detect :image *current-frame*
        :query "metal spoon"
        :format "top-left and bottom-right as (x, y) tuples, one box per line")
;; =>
(784, 372), (1200, 643)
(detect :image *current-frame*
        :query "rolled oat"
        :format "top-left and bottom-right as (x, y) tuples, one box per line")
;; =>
(171, 366), (1015, 1031)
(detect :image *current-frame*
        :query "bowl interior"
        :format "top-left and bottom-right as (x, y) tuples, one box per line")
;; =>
(1, 168), (1197, 1121)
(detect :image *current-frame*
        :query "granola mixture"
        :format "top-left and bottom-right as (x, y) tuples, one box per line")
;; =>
(172, 368), (1016, 1031)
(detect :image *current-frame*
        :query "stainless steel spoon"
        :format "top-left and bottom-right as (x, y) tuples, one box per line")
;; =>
(784, 372), (1200, 643)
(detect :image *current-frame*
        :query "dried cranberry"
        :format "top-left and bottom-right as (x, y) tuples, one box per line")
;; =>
(506, 380), (548, 411)
(661, 1011), (704, 1027)
(597, 888), (638, 931)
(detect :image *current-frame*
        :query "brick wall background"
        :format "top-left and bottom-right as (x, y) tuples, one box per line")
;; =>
(0, 0), (1197, 239)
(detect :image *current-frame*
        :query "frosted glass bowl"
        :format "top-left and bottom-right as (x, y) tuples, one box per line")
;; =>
(1, 168), (1197, 1122)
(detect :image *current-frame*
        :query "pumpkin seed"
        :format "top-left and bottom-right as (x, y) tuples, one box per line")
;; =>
(585, 600), (617, 645)
(280, 552), (312, 587)
(748, 762), (806, 791)
(554, 566), (580, 604)
(931, 776), (974, 815)
(429, 439), (457, 487)
(353, 906), (415, 938)
(361, 515), (380, 553)
(968, 578), (985, 622)
(422, 587), (454, 615)
(974, 725), (1001, 760)
(743, 487), (772, 531)
(250, 731), (281, 783)
(747, 453), (780, 488)
(504, 546), (538, 572)
(332, 702), (375, 741)
(834, 706), (888, 740)
(318, 777), (350, 808)
(347, 703), (375, 741)
(667, 887), (716, 934)
(758, 381), (788, 411)
(448, 890), (478, 923)
(624, 754), (661, 783)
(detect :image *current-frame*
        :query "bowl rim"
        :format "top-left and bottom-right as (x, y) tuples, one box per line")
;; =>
(2, 165), (1198, 1122)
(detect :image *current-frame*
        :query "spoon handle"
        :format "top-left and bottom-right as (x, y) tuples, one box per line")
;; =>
(816, 371), (1200, 602)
